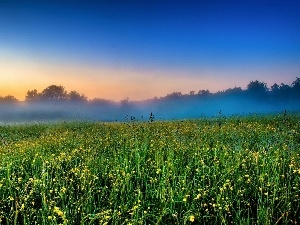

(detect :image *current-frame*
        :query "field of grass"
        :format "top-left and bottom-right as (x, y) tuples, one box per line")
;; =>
(0, 114), (300, 224)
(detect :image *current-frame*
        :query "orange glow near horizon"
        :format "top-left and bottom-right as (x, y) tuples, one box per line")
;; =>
(0, 52), (298, 102)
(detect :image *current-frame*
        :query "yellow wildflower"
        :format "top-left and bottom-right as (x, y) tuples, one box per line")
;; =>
(189, 215), (195, 222)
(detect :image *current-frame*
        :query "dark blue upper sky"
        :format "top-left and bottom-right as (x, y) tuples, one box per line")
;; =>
(1, 0), (300, 100)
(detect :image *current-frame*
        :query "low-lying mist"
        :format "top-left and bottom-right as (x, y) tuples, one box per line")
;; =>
(1, 79), (300, 123)
(0, 95), (299, 124)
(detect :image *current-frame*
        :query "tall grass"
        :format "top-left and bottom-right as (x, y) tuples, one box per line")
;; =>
(0, 114), (299, 224)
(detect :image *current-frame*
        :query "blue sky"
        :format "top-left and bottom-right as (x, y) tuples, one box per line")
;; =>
(0, 0), (299, 101)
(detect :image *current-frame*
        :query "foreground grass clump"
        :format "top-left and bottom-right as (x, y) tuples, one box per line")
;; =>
(0, 114), (300, 224)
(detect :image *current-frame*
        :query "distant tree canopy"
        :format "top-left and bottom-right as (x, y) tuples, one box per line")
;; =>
(292, 77), (300, 95)
(0, 95), (18, 103)
(1, 77), (300, 105)
(246, 80), (268, 95)
(120, 97), (130, 105)
(25, 89), (40, 101)
(25, 85), (87, 102)
(40, 85), (67, 101)
(197, 89), (211, 96)
(223, 87), (243, 95)
(68, 91), (87, 102)
(165, 92), (183, 99)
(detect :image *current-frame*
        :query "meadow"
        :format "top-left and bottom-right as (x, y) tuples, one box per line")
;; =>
(0, 114), (299, 224)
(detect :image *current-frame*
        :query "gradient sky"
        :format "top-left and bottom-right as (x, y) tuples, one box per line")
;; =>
(1, 0), (300, 101)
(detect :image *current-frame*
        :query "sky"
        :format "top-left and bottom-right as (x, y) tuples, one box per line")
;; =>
(0, 0), (300, 101)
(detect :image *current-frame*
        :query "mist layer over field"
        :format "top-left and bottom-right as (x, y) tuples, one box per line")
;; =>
(0, 94), (299, 124)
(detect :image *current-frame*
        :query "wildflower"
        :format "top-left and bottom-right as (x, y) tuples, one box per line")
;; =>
(54, 207), (64, 217)
(194, 194), (201, 200)
(189, 215), (195, 222)
(61, 187), (67, 193)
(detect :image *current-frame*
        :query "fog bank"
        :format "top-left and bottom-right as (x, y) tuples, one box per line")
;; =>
(0, 94), (299, 124)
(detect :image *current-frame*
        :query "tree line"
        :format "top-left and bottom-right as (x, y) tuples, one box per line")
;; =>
(0, 77), (300, 104)
(25, 85), (87, 102)
(149, 77), (300, 102)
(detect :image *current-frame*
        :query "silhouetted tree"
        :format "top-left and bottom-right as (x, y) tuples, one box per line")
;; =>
(25, 89), (40, 101)
(266, 82), (292, 102)
(278, 83), (292, 99)
(292, 77), (300, 88)
(223, 87), (243, 95)
(165, 92), (182, 99)
(270, 83), (280, 94)
(189, 91), (195, 96)
(0, 95), (18, 103)
(197, 89), (210, 96)
(292, 77), (300, 96)
(120, 97), (130, 105)
(246, 80), (268, 96)
(68, 91), (87, 102)
(40, 85), (67, 101)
